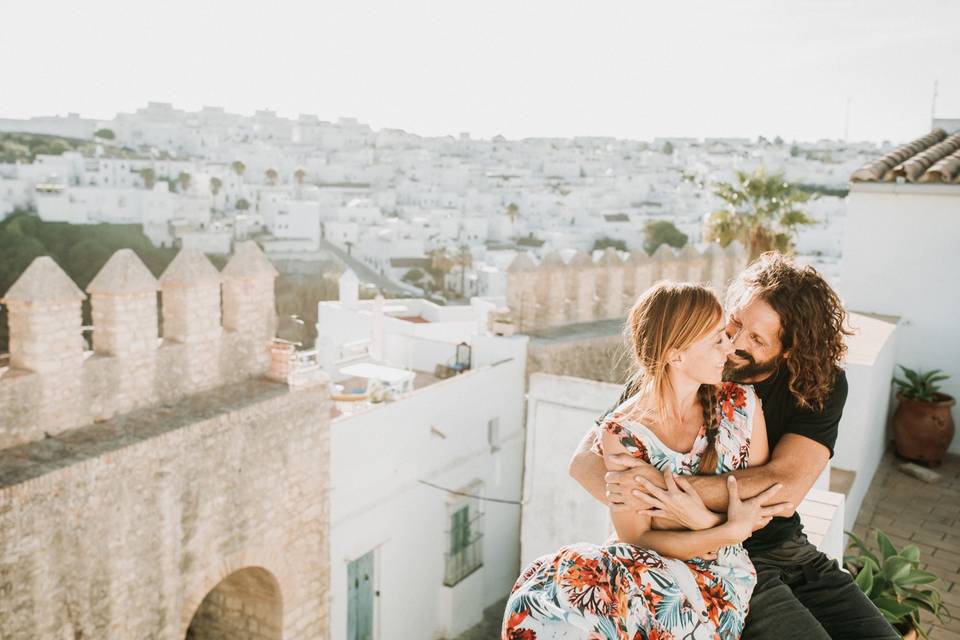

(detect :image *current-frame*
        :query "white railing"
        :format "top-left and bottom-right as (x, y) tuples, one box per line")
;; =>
(288, 348), (325, 387)
(337, 338), (371, 364)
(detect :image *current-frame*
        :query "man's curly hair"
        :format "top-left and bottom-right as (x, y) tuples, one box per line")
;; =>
(726, 252), (853, 411)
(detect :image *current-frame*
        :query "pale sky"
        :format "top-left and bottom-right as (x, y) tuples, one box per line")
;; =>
(3, 0), (958, 143)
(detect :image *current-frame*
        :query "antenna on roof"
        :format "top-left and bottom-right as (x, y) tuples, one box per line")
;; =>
(931, 79), (939, 125)
(844, 97), (851, 143)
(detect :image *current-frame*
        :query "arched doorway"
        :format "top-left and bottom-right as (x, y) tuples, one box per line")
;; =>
(185, 567), (283, 640)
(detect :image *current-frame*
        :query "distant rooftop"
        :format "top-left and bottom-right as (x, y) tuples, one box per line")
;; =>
(851, 129), (960, 184)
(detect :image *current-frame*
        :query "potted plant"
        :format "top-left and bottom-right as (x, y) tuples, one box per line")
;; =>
(891, 366), (955, 466)
(845, 529), (949, 639)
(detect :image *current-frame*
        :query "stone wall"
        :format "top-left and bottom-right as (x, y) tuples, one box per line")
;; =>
(0, 242), (332, 639)
(527, 332), (632, 387)
(505, 242), (747, 333)
(0, 379), (330, 640)
(0, 242), (279, 450)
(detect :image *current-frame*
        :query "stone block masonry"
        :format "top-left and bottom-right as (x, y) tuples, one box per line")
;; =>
(0, 242), (333, 639)
(0, 378), (331, 639)
(505, 242), (747, 333)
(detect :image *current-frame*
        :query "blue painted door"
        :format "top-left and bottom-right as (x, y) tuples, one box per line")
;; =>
(348, 551), (374, 640)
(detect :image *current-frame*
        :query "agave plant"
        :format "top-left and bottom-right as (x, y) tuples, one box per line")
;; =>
(844, 529), (949, 637)
(893, 366), (950, 402)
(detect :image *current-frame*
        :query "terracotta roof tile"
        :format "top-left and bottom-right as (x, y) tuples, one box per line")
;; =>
(919, 148), (960, 183)
(850, 129), (960, 183)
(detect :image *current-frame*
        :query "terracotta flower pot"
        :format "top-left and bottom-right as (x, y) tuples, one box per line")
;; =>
(900, 625), (918, 640)
(892, 392), (956, 467)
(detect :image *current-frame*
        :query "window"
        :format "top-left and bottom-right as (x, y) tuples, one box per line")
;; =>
(444, 483), (483, 586)
(487, 417), (501, 453)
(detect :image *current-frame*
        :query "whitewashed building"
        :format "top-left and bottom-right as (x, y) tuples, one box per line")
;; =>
(319, 274), (527, 639)
(842, 125), (960, 452)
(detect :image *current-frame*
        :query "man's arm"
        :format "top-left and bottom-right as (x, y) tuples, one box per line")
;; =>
(685, 434), (828, 514)
(569, 382), (635, 506)
(660, 374), (846, 513)
(568, 428), (608, 505)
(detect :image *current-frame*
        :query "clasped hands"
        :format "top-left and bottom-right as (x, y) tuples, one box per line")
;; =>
(604, 453), (793, 539)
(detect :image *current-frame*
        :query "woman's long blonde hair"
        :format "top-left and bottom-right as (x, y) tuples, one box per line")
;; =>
(622, 282), (723, 473)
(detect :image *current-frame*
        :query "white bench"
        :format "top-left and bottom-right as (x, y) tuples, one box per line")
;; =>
(797, 489), (845, 561)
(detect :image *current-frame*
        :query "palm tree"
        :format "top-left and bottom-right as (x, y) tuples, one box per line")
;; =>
(265, 168), (278, 186)
(236, 198), (250, 211)
(506, 202), (519, 225)
(294, 168), (306, 185)
(427, 247), (455, 294)
(177, 172), (191, 194)
(454, 244), (473, 296)
(209, 176), (222, 197)
(703, 167), (816, 261)
(231, 160), (246, 177)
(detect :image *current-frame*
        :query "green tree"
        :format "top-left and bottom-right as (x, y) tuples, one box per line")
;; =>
(294, 168), (306, 185)
(265, 168), (278, 186)
(177, 172), (191, 193)
(592, 237), (627, 252)
(139, 168), (156, 189)
(94, 128), (115, 140)
(790, 145), (800, 158)
(63, 238), (113, 288)
(662, 141), (674, 155)
(703, 167), (816, 261)
(401, 267), (426, 286)
(643, 220), (688, 255)
(231, 160), (246, 177)
(209, 176), (222, 196)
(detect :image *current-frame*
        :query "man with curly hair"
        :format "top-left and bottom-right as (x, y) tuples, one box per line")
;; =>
(570, 252), (899, 639)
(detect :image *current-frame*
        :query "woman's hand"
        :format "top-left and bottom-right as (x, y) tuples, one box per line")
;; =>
(634, 468), (723, 531)
(723, 476), (789, 541)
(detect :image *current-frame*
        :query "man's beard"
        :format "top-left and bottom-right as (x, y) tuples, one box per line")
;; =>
(723, 350), (782, 383)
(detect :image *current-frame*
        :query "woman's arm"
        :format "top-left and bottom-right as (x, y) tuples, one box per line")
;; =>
(602, 428), (744, 560)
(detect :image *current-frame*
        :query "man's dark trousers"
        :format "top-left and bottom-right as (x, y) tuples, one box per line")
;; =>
(742, 532), (901, 640)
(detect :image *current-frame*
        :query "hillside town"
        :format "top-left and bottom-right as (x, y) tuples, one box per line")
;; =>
(0, 102), (891, 301)
(1, 101), (959, 640)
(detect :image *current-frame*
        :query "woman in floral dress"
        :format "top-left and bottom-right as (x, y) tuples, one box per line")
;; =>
(502, 282), (779, 640)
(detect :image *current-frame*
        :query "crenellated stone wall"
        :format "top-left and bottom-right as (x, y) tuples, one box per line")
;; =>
(0, 241), (279, 450)
(0, 242), (332, 640)
(505, 242), (747, 332)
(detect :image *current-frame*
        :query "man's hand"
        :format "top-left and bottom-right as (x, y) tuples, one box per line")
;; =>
(603, 454), (663, 512)
(635, 469), (723, 530)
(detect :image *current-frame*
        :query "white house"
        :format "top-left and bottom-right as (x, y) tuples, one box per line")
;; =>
(319, 277), (527, 640)
(841, 125), (960, 453)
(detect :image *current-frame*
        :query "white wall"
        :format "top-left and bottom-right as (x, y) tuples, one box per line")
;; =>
(832, 312), (898, 528)
(328, 353), (526, 640)
(521, 374), (619, 566)
(840, 184), (960, 452)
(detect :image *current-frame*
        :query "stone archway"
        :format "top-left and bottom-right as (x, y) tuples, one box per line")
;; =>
(185, 566), (283, 640)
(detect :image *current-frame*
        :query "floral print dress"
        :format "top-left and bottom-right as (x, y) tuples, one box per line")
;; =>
(502, 383), (757, 640)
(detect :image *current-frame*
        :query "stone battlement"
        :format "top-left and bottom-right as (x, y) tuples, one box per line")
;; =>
(0, 241), (280, 450)
(505, 242), (748, 332)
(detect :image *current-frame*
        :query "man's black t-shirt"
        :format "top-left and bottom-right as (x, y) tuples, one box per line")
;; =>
(595, 365), (847, 553)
